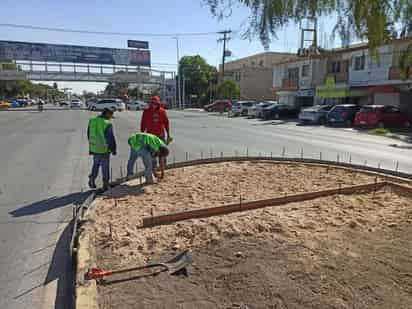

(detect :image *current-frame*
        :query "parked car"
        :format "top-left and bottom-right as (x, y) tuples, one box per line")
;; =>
(127, 100), (147, 111)
(247, 104), (257, 118)
(354, 105), (411, 129)
(261, 103), (299, 120)
(299, 105), (334, 124)
(0, 101), (11, 109)
(7, 99), (23, 108)
(13, 98), (28, 107)
(229, 101), (255, 117)
(59, 100), (69, 107)
(70, 99), (83, 109)
(326, 104), (361, 127)
(204, 100), (231, 112)
(88, 98), (126, 111)
(256, 101), (277, 118)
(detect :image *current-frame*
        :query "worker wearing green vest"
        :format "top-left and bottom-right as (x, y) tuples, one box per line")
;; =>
(127, 132), (169, 184)
(87, 109), (117, 190)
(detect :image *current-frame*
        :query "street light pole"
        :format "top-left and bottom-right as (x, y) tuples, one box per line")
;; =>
(182, 73), (186, 109)
(173, 37), (182, 109)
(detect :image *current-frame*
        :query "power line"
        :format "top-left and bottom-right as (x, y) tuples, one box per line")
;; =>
(0, 23), (220, 37)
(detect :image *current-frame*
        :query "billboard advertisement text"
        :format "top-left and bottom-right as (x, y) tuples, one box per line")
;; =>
(0, 40), (151, 66)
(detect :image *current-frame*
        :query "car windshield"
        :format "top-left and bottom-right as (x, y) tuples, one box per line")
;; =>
(360, 106), (380, 112)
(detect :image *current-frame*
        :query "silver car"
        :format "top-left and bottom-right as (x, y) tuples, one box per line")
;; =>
(229, 101), (255, 117)
(127, 100), (147, 111)
(298, 105), (333, 124)
(255, 101), (277, 118)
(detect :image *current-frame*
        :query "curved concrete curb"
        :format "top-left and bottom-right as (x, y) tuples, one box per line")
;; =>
(73, 157), (411, 308)
(74, 197), (101, 309)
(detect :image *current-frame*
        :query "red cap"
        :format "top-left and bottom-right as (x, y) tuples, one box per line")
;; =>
(150, 96), (161, 105)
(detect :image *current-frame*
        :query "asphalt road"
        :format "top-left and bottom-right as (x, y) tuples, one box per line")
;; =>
(0, 107), (411, 309)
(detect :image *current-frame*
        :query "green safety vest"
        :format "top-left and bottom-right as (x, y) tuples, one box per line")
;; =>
(129, 132), (165, 153)
(88, 116), (112, 154)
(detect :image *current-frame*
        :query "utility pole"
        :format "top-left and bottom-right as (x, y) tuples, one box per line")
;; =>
(173, 37), (182, 109)
(218, 30), (232, 82)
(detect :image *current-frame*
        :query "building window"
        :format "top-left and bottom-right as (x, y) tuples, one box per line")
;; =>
(288, 67), (299, 80)
(331, 61), (341, 73)
(354, 55), (365, 71)
(301, 64), (310, 77)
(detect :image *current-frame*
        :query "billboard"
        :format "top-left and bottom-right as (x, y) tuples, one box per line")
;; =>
(127, 40), (149, 49)
(0, 40), (151, 66)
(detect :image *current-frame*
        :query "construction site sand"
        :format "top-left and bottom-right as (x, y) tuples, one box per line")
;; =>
(94, 161), (383, 228)
(87, 162), (412, 308)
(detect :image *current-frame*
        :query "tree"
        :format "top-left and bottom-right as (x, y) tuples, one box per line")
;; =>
(104, 82), (129, 97)
(179, 55), (217, 105)
(82, 91), (96, 100)
(217, 80), (240, 99)
(205, 0), (412, 49)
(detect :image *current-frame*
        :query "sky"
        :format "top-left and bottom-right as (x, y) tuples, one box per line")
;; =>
(1, 0), (339, 93)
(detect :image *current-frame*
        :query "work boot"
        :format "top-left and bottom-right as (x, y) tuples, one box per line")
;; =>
(88, 178), (96, 189)
(102, 182), (109, 192)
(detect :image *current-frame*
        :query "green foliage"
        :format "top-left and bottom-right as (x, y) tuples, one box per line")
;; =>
(0, 79), (63, 99)
(179, 55), (217, 104)
(104, 82), (129, 97)
(205, 0), (412, 49)
(217, 80), (240, 99)
(399, 43), (412, 80)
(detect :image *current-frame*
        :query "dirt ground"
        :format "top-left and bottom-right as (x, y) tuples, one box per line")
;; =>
(88, 162), (412, 309)
(94, 161), (383, 227)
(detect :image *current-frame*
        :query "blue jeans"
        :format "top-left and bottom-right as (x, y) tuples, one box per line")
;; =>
(127, 147), (154, 182)
(89, 153), (110, 184)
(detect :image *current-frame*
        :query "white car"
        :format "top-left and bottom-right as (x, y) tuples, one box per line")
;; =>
(247, 105), (257, 118)
(230, 101), (255, 117)
(70, 99), (83, 109)
(127, 100), (147, 111)
(88, 99), (125, 111)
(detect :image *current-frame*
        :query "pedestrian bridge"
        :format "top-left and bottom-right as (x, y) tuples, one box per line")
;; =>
(0, 61), (174, 84)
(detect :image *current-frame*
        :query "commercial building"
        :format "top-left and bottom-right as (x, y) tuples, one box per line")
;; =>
(222, 52), (297, 100)
(273, 38), (412, 118)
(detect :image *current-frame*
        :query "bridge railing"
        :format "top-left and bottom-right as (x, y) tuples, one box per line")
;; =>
(13, 61), (175, 79)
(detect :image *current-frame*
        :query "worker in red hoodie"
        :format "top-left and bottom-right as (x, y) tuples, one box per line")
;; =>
(140, 96), (172, 177)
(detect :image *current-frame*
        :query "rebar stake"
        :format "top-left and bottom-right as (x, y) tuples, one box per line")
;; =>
(320, 152), (322, 160)
(282, 147), (285, 158)
(300, 148), (303, 159)
(395, 161), (399, 172)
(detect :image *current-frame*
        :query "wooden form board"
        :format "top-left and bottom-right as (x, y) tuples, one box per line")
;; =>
(142, 181), (388, 228)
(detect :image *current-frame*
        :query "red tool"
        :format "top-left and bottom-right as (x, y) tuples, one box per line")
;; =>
(85, 250), (192, 281)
